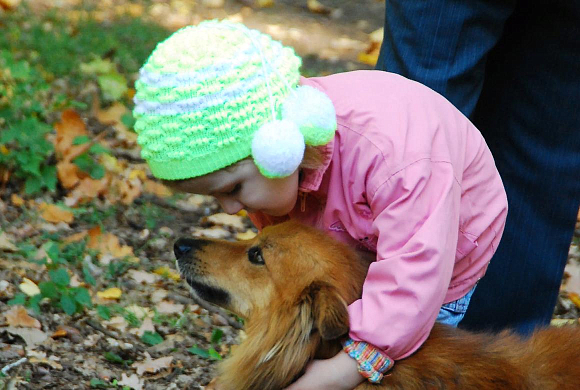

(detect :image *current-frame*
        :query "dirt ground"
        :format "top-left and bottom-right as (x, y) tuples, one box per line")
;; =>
(1, 1), (579, 389)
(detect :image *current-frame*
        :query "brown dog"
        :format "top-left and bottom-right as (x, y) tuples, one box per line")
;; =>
(174, 221), (580, 390)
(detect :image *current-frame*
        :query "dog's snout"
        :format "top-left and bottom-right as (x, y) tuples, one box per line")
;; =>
(174, 237), (204, 259)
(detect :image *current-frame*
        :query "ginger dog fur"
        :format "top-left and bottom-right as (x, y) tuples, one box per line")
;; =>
(175, 221), (580, 390)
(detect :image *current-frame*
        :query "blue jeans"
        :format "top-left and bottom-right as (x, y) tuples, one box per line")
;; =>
(437, 286), (476, 327)
(377, 0), (580, 334)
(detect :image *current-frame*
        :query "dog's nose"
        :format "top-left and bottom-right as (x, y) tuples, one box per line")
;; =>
(174, 238), (201, 259)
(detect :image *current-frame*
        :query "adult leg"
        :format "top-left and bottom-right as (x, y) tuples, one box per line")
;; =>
(376, 0), (516, 116)
(460, 0), (580, 333)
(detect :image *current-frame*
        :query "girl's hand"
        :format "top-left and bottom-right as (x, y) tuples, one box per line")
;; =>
(284, 350), (364, 390)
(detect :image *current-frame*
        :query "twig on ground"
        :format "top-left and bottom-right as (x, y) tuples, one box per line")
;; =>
(85, 319), (147, 353)
(1, 358), (27, 376)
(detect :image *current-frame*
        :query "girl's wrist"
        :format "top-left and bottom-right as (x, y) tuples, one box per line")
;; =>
(332, 350), (365, 388)
(342, 338), (394, 384)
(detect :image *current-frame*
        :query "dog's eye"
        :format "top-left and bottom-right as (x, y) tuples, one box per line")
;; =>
(247, 247), (265, 265)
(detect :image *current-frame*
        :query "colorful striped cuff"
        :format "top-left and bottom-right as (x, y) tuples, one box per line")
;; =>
(342, 338), (394, 384)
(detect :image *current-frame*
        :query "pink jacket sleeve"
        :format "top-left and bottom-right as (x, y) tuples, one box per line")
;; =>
(347, 157), (461, 360)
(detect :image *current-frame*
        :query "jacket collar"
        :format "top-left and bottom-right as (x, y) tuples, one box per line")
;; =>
(298, 138), (334, 193)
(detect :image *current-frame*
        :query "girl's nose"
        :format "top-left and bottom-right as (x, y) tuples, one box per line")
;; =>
(218, 198), (244, 215)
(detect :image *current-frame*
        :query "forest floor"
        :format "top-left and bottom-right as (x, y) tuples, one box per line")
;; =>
(1, 1), (579, 389)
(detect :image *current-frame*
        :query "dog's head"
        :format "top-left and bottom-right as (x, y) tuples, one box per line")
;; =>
(174, 221), (370, 390)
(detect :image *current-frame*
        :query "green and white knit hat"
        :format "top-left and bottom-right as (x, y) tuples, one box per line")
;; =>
(133, 20), (337, 180)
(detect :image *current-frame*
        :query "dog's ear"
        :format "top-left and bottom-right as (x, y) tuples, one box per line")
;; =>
(308, 282), (349, 340)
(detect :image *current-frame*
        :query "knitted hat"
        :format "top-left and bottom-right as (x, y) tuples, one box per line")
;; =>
(133, 20), (336, 180)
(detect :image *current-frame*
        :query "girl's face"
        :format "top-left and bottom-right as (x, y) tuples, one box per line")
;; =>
(168, 159), (299, 217)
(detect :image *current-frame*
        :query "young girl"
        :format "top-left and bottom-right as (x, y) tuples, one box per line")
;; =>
(133, 20), (508, 389)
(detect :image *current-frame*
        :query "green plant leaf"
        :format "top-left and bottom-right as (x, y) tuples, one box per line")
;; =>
(211, 328), (224, 344)
(188, 345), (221, 360)
(49, 268), (70, 287)
(7, 293), (27, 306)
(74, 287), (92, 307)
(98, 72), (128, 102)
(72, 135), (91, 145)
(187, 345), (210, 359)
(96, 305), (111, 320)
(141, 331), (164, 346)
(60, 293), (77, 315)
(89, 164), (105, 180)
(104, 351), (132, 365)
(27, 294), (42, 315)
(83, 265), (96, 286)
(80, 57), (115, 75)
(88, 143), (109, 155)
(89, 378), (108, 388)
(24, 176), (42, 194)
(45, 241), (61, 263)
(73, 153), (105, 179)
(40, 165), (57, 191)
(38, 281), (59, 299)
(208, 348), (222, 360)
(121, 113), (135, 129)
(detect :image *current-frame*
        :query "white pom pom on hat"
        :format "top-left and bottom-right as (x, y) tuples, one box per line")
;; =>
(282, 85), (337, 146)
(251, 119), (305, 178)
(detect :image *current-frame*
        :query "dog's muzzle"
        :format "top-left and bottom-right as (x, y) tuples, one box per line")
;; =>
(173, 237), (231, 307)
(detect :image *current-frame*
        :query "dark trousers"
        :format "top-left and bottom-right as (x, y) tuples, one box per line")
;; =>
(377, 0), (580, 334)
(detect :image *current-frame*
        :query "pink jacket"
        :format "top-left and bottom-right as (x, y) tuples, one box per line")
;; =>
(249, 71), (508, 360)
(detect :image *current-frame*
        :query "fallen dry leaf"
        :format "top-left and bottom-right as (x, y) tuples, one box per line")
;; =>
(100, 154), (124, 174)
(153, 266), (180, 281)
(128, 169), (147, 181)
(127, 270), (159, 284)
(67, 175), (111, 206)
(193, 227), (231, 240)
(0, 280), (12, 296)
(95, 101), (127, 126)
(569, 292), (580, 309)
(357, 27), (383, 66)
(51, 329), (68, 338)
(236, 230), (257, 241)
(133, 317), (155, 337)
(10, 194), (24, 207)
(0, 0), (21, 11)
(0, 231), (18, 251)
(102, 316), (129, 333)
(551, 318), (578, 327)
(205, 213), (245, 230)
(125, 304), (153, 319)
(19, 278), (41, 297)
(131, 352), (173, 375)
(53, 109), (88, 161)
(63, 230), (88, 244)
(155, 300), (185, 315)
(39, 203), (74, 224)
(56, 161), (82, 189)
(143, 179), (173, 198)
(150, 289), (168, 303)
(97, 287), (122, 300)
(118, 373), (144, 390)
(28, 350), (63, 370)
(6, 306), (41, 329)
(116, 177), (142, 205)
(88, 226), (136, 262)
(3, 326), (48, 347)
